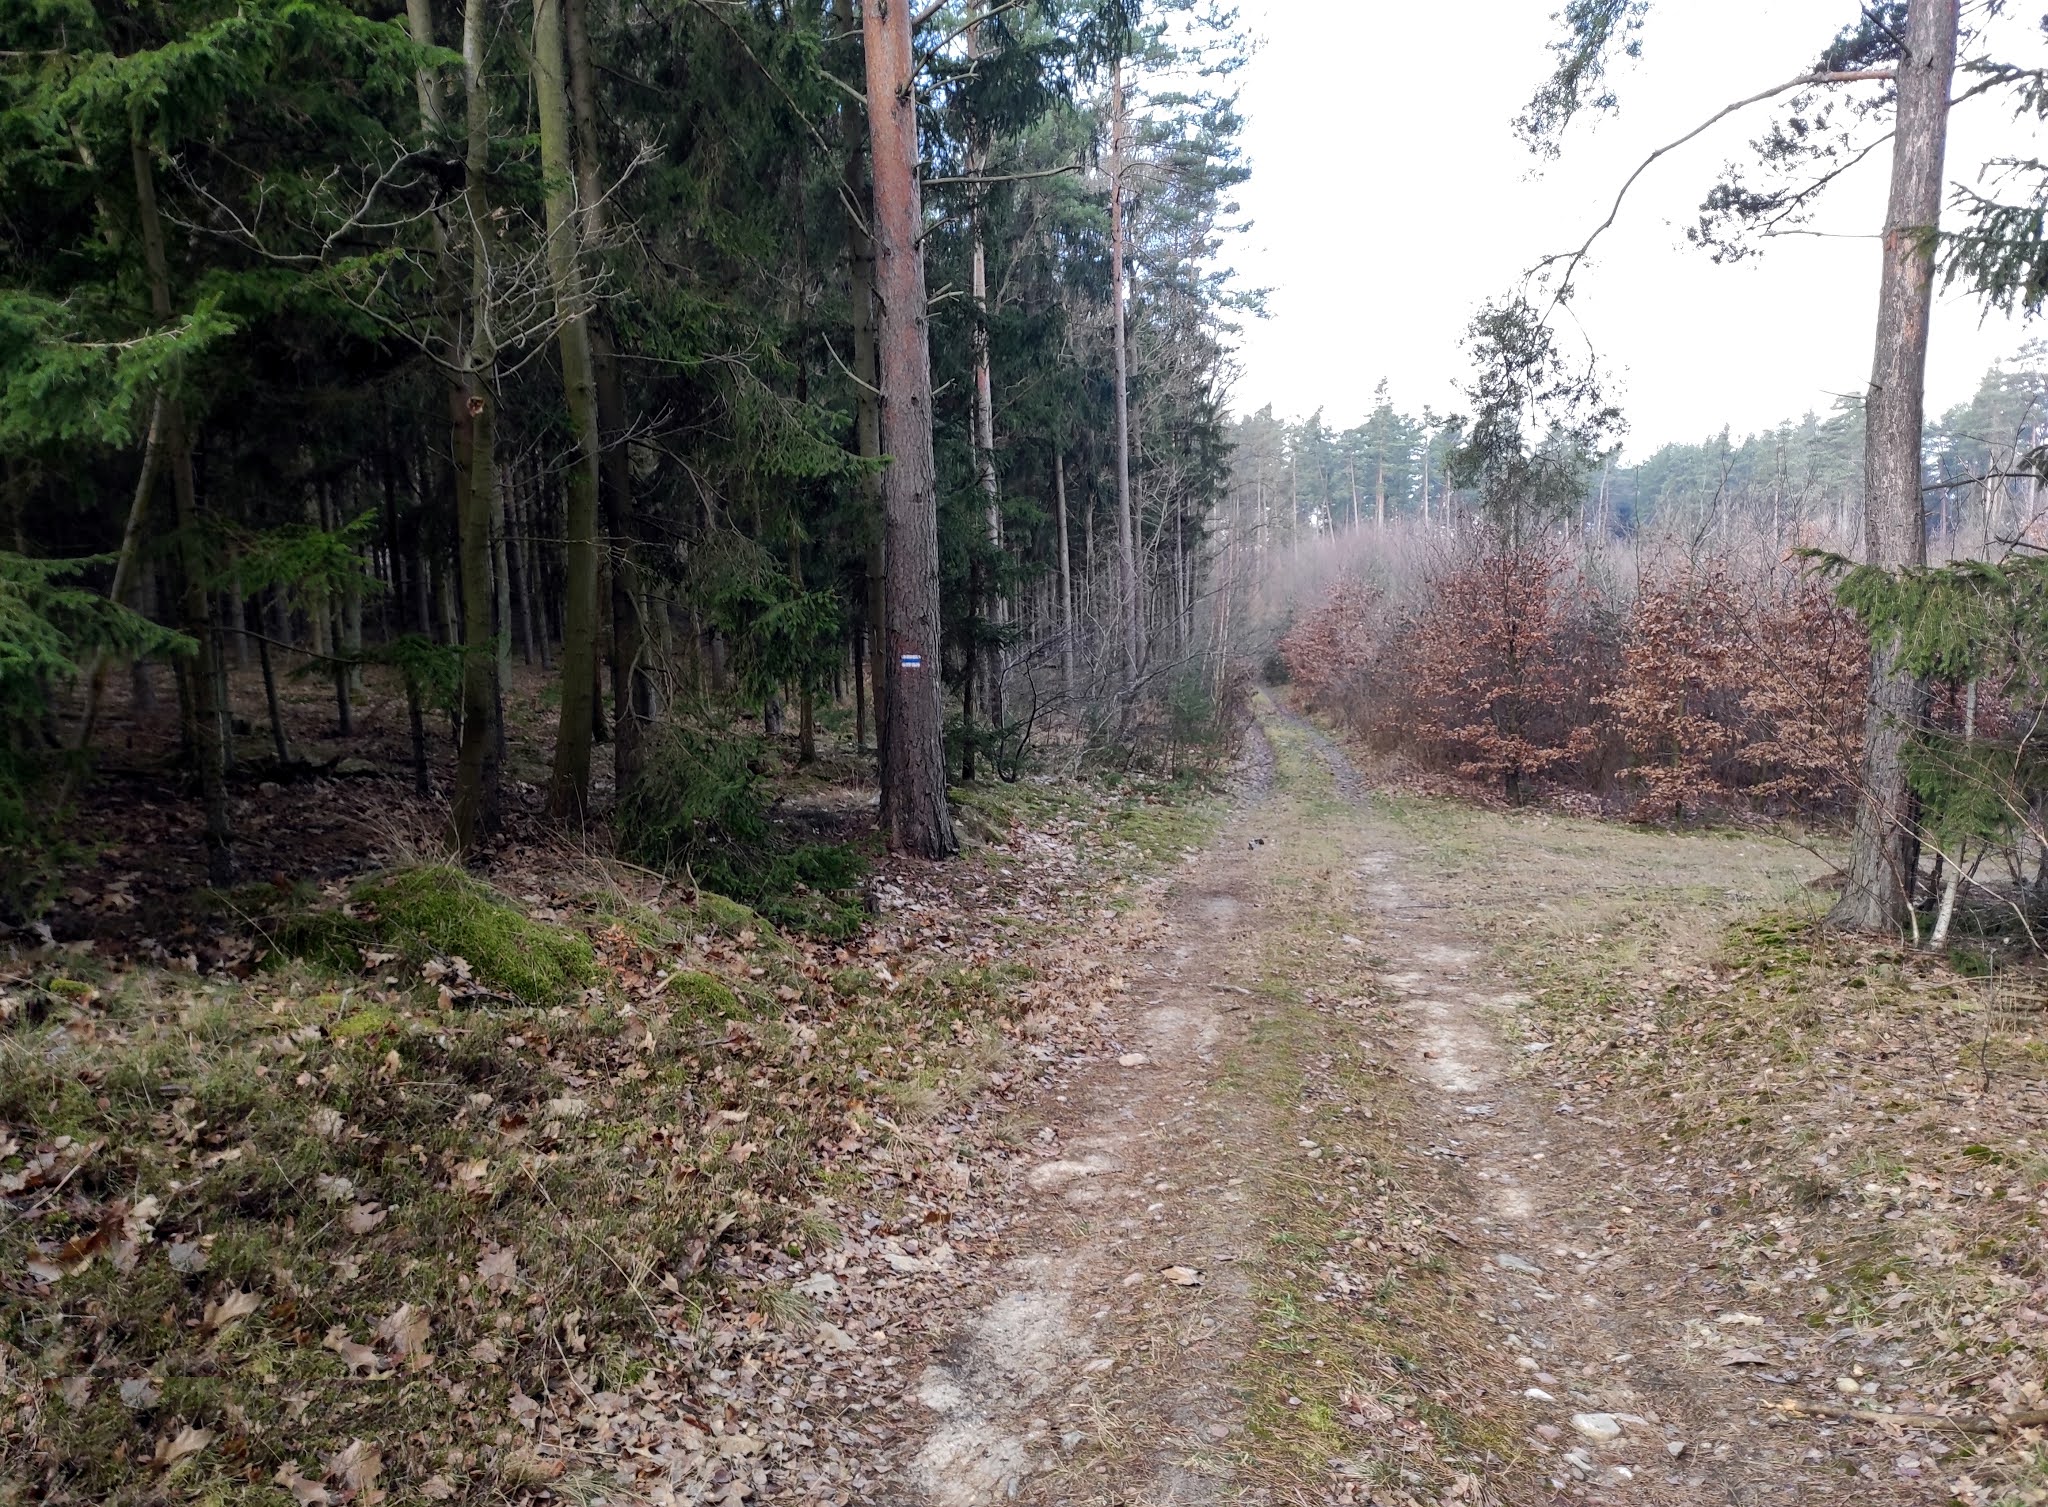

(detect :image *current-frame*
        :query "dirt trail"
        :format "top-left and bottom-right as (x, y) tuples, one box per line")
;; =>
(890, 702), (1881, 1507)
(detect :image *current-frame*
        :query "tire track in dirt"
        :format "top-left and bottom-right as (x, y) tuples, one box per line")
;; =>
(1275, 705), (1917, 1507)
(893, 704), (1901, 1506)
(888, 722), (1287, 1506)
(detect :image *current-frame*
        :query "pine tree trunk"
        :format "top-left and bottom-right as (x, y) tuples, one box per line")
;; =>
(70, 394), (164, 765)
(837, 3), (891, 811)
(863, 0), (957, 858)
(853, 619), (867, 751)
(132, 133), (234, 885)
(1110, 59), (1139, 691)
(450, 0), (502, 853)
(566, 0), (650, 794)
(489, 466), (512, 764)
(967, 4), (1004, 728)
(1832, 0), (1957, 932)
(1055, 451), (1075, 700)
(535, 0), (603, 821)
(258, 599), (291, 765)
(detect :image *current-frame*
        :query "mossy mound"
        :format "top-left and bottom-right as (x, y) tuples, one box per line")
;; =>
(271, 865), (597, 1005)
(664, 969), (750, 1020)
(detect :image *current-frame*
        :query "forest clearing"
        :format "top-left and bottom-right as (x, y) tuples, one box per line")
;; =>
(8, 0), (2048, 1503)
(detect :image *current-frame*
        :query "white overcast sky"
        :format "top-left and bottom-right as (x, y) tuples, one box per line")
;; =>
(1224, 0), (2048, 457)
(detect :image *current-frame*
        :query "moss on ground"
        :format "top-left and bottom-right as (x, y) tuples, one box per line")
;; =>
(268, 864), (596, 1004)
(663, 968), (748, 1020)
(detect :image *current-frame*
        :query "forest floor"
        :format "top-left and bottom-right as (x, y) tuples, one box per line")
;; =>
(4, 679), (2046, 1507)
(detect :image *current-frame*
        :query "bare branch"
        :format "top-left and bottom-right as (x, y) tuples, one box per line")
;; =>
(924, 162), (1082, 186)
(1531, 69), (1900, 305)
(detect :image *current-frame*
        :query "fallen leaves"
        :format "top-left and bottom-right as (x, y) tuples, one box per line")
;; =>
(476, 1243), (519, 1293)
(151, 1425), (213, 1470)
(1159, 1265), (1204, 1287)
(374, 1302), (430, 1360)
(322, 1326), (388, 1378)
(202, 1288), (263, 1334)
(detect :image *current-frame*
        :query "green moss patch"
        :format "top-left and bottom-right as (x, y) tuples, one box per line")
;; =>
(269, 864), (597, 1005)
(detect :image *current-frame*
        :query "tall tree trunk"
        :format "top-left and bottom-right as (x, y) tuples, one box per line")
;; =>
(838, 0), (891, 812)
(450, 0), (502, 853)
(1055, 451), (1075, 700)
(566, 0), (649, 794)
(535, 0), (604, 820)
(967, 4), (1005, 727)
(1832, 0), (1957, 932)
(132, 131), (234, 885)
(489, 467), (512, 763)
(1110, 59), (1139, 691)
(863, 0), (957, 858)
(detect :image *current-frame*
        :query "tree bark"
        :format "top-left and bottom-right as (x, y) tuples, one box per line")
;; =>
(257, 610), (290, 765)
(862, 0), (957, 858)
(1110, 58), (1139, 690)
(132, 131), (234, 886)
(838, 0), (891, 815)
(450, 0), (502, 853)
(967, 3), (1005, 728)
(566, 0), (650, 794)
(535, 0), (604, 821)
(1831, 0), (1957, 932)
(1055, 450), (1075, 699)
(70, 393), (164, 764)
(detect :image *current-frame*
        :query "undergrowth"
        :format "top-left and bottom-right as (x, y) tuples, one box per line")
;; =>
(613, 720), (870, 938)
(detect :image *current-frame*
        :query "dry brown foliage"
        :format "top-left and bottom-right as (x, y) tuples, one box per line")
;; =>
(1281, 535), (1868, 817)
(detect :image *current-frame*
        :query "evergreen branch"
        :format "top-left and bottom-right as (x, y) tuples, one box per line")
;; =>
(916, 0), (1030, 67)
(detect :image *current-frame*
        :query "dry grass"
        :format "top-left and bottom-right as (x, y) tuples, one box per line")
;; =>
(1369, 783), (2048, 1504)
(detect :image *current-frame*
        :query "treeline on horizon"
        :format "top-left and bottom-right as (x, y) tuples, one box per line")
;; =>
(1230, 349), (2048, 549)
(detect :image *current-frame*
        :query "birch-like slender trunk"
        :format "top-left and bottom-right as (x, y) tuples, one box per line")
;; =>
(536, 0), (604, 820)
(1110, 58), (1139, 690)
(1832, 0), (1958, 932)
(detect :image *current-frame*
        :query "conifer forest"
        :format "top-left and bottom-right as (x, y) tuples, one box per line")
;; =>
(7, 2), (2048, 1505)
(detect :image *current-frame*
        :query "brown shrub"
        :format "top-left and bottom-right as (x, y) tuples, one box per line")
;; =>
(1404, 536), (1607, 797)
(1285, 537), (1868, 819)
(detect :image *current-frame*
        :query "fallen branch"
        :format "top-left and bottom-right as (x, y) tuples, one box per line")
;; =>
(1778, 1400), (2048, 1434)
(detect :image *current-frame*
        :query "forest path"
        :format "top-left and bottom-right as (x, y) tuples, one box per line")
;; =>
(889, 697), (1888, 1507)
